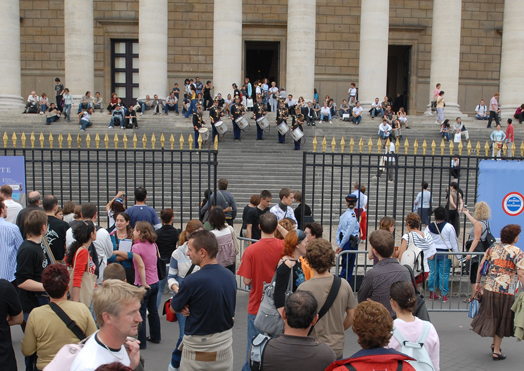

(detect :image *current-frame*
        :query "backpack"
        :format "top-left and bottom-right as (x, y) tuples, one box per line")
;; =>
(249, 334), (271, 371)
(392, 321), (435, 371)
(400, 233), (424, 277)
(43, 337), (89, 371)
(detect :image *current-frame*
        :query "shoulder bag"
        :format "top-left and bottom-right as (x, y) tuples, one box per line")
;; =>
(481, 221), (496, 250)
(399, 232), (424, 277)
(403, 265), (431, 322)
(68, 247), (97, 307)
(254, 261), (294, 337)
(49, 302), (86, 340)
(433, 222), (460, 268)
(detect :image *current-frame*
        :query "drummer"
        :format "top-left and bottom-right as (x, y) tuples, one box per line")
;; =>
(292, 113), (305, 150)
(192, 104), (205, 148)
(276, 99), (288, 143)
(209, 97), (223, 142)
(253, 94), (267, 140)
(230, 95), (244, 141)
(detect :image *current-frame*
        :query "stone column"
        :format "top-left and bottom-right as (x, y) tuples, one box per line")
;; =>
(0, 0), (24, 108)
(425, 0), (463, 116)
(139, 0), (168, 100)
(64, 0), (94, 101)
(358, 0), (390, 110)
(213, 0), (242, 99)
(286, 0), (316, 102)
(499, 0), (524, 118)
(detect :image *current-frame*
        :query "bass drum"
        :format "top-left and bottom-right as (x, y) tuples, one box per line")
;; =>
(215, 121), (228, 135)
(235, 116), (249, 130)
(277, 122), (289, 136)
(291, 128), (304, 142)
(199, 128), (209, 143)
(256, 116), (270, 129)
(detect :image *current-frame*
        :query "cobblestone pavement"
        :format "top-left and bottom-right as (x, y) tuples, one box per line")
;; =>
(11, 289), (522, 371)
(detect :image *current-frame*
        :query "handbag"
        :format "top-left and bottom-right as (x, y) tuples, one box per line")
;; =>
(480, 248), (492, 276)
(43, 337), (90, 371)
(404, 265), (430, 322)
(156, 244), (167, 281)
(433, 222), (461, 268)
(68, 247), (97, 307)
(254, 261), (295, 336)
(468, 290), (482, 319)
(163, 299), (177, 322)
(483, 221), (496, 249)
(454, 133), (461, 143)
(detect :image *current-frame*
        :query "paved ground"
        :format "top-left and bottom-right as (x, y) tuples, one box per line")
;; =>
(11, 288), (522, 371)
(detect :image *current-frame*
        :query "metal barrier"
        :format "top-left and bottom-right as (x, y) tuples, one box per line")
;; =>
(235, 236), (258, 293)
(335, 250), (485, 312)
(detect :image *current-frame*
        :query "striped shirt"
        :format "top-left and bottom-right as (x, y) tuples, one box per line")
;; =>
(402, 230), (436, 273)
(0, 217), (24, 281)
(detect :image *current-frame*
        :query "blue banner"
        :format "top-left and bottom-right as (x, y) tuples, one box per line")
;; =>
(478, 160), (524, 250)
(0, 156), (26, 206)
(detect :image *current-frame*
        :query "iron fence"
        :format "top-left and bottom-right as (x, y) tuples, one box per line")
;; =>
(0, 146), (218, 228)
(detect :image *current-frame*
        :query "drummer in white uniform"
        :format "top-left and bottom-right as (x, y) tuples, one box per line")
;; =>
(276, 99), (289, 143)
(209, 97), (224, 142)
(192, 104), (205, 148)
(230, 95), (244, 140)
(253, 94), (267, 140)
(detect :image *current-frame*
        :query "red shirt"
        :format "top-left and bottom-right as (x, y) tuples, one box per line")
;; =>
(70, 247), (95, 288)
(237, 238), (284, 315)
(506, 124), (514, 142)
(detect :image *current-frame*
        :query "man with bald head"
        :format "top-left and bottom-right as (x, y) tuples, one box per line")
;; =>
(16, 191), (41, 239)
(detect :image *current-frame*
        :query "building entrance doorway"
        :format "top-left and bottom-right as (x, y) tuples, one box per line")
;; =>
(387, 45), (412, 114)
(111, 39), (139, 107)
(245, 41), (280, 90)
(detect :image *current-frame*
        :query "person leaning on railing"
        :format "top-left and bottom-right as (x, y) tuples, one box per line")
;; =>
(471, 224), (524, 361)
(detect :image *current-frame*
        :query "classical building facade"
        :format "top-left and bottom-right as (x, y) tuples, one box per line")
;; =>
(0, 0), (522, 116)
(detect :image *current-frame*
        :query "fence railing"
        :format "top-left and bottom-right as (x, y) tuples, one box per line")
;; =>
(236, 236), (258, 292)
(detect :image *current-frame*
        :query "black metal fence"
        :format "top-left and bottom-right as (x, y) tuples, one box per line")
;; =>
(1, 147), (218, 227)
(300, 152), (521, 246)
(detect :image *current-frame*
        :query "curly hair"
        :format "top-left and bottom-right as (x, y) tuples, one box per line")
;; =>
(42, 264), (70, 299)
(500, 224), (521, 244)
(305, 238), (335, 274)
(352, 301), (393, 349)
(282, 230), (298, 257)
(405, 212), (421, 230)
(275, 218), (295, 239)
(473, 201), (491, 221)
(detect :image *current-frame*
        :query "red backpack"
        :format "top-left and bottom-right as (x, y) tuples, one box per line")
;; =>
(325, 348), (416, 371)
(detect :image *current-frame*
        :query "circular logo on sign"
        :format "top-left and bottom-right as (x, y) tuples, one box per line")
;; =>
(502, 192), (524, 216)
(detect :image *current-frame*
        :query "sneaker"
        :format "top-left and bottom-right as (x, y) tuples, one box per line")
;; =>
(429, 292), (441, 300)
(168, 364), (178, 371)
(329, 120), (332, 124)
(80, 129), (85, 132)
(108, 126), (113, 129)
(39, 112), (44, 115)
(442, 295), (449, 303)
(121, 126), (124, 129)
(140, 112), (143, 116)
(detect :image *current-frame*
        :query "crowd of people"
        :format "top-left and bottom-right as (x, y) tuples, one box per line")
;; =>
(1, 175), (523, 371)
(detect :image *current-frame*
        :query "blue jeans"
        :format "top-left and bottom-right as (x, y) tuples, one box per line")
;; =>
(320, 112), (332, 121)
(156, 265), (169, 311)
(184, 99), (197, 118)
(442, 132), (450, 141)
(109, 117), (123, 128)
(78, 102), (91, 113)
(46, 116), (59, 125)
(428, 257), (451, 296)
(137, 101), (151, 113)
(379, 130), (389, 139)
(40, 104), (48, 113)
(475, 114), (488, 120)
(353, 115), (362, 124)
(65, 104), (72, 122)
(170, 311), (186, 368)
(371, 108), (383, 118)
(80, 120), (92, 130)
(138, 281), (161, 348)
(165, 104), (178, 114)
(242, 313), (262, 371)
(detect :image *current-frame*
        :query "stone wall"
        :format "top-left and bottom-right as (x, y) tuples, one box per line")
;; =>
(18, 0), (506, 115)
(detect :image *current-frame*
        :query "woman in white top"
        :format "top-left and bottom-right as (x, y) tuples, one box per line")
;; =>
(387, 281), (440, 371)
(167, 220), (202, 371)
(79, 107), (93, 131)
(39, 93), (49, 114)
(63, 88), (74, 122)
(269, 82), (279, 112)
(208, 207), (239, 274)
(397, 107), (410, 128)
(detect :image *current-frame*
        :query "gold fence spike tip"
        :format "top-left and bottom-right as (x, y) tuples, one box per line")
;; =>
(30, 132), (36, 149)
(160, 133), (165, 149)
(214, 134), (218, 151)
(103, 133), (109, 149)
(123, 134), (128, 150)
(197, 133), (203, 150)
(66, 133), (72, 149)
(21, 132), (27, 148)
(169, 134), (175, 150)
(422, 139), (427, 155)
(475, 141), (481, 156)
(431, 140), (436, 155)
(322, 137), (327, 153)
(76, 133), (81, 149)
(86, 133), (91, 149)
(12, 133), (17, 148)
(331, 137), (336, 153)
(512, 142), (516, 157)
(133, 133), (138, 149)
(114, 134), (119, 150)
(312, 136), (318, 153)
(466, 140), (472, 156)
(358, 137), (362, 154)
(458, 140), (463, 156)
(448, 139), (454, 155)
(439, 138), (445, 155)
(367, 137), (373, 154)
(48, 133), (53, 149)
(377, 138), (382, 153)
(39, 132), (45, 148)
(2, 132), (7, 147)
(484, 141), (490, 157)
(95, 133), (100, 149)
(142, 134), (147, 149)
(403, 138), (409, 155)
(179, 134), (184, 150)
(341, 137), (346, 154)
(349, 137), (355, 154)
(520, 141), (524, 157)
(502, 142), (507, 157)
(413, 139), (418, 155)
(188, 134), (194, 150)
(58, 133), (63, 149)
(151, 133), (156, 150)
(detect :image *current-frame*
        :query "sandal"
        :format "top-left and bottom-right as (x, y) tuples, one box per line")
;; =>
(491, 344), (502, 354)
(492, 353), (506, 360)
(463, 296), (471, 303)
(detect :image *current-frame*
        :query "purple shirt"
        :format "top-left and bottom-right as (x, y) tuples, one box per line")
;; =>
(490, 96), (498, 112)
(132, 240), (159, 286)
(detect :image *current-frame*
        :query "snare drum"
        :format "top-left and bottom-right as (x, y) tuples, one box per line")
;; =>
(235, 116), (249, 130)
(199, 128), (209, 143)
(215, 121), (228, 135)
(291, 128), (304, 142)
(277, 122), (289, 136)
(256, 116), (270, 129)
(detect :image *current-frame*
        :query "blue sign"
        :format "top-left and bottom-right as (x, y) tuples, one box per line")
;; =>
(0, 156), (26, 206)
(478, 160), (524, 250)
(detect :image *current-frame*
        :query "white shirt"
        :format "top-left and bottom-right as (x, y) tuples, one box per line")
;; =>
(371, 101), (381, 109)
(70, 331), (131, 371)
(81, 112), (91, 122)
(27, 94), (39, 103)
(379, 123), (392, 133)
(320, 106), (331, 116)
(3, 199), (23, 224)
(351, 190), (368, 211)
(270, 204), (298, 224)
(256, 86), (261, 95)
(269, 87), (279, 96)
(353, 106), (363, 116)
(348, 87), (357, 97)
(425, 223), (459, 254)
(475, 104), (487, 116)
